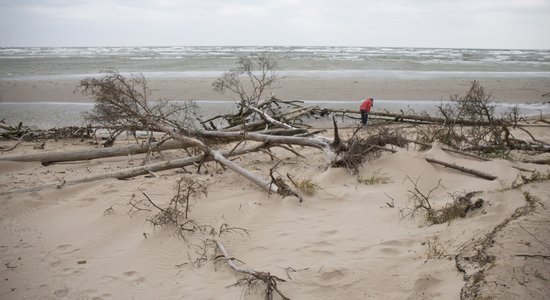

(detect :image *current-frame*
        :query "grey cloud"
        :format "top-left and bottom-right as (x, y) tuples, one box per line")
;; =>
(0, 0), (549, 48)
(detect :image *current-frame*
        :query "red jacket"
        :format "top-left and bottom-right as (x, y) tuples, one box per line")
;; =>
(360, 98), (373, 112)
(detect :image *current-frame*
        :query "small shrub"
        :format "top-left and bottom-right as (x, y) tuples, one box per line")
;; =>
(401, 176), (483, 224)
(400, 176), (442, 222)
(135, 177), (208, 238)
(429, 192), (483, 224)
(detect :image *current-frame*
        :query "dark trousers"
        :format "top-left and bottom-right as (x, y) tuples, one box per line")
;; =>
(360, 110), (369, 126)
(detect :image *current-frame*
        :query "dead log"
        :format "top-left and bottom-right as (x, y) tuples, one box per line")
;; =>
(223, 120), (268, 132)
(465, 144), (550, 153)
(0, 143), (272, 195)
(0, 140), (189, 164)
(425, 157), (497, 180)
(260, 128), (307, 136)
(198, 130), (332, 150)
(407, 140), (490, 161)
(521, 158), (550, 165)
(0, 132), (35, 152)
(215, 240), (290, 300)
(248, 106), (296, 130)
(0, 123), (16, 131)
(313, 108), (548, 128)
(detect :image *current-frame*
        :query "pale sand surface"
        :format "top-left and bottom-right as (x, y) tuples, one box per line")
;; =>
(0, 127), (549, 299)
(1, 77), (549, 103)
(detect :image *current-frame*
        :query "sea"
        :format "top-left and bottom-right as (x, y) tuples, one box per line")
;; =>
(1, 46), (550, 129)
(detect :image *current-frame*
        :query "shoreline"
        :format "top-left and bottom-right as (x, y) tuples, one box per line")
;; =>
(1, 77), (549, 103)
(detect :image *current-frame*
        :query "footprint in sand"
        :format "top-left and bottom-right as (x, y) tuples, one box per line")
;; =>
(53, 287), (69, 297)
(122, 271), (146, 285)
(319, 229), (338, 236)
(377, 247), (401, 256)
(315, 269), (349, 287)
(59, 266), (83, 276)
(79, 197), (98, 202)
(79, 289), (113, 300)
(412, 275), (443, 293)
(374, 239), (418, 257)
(55, 244), (81, 255)
(49, 260), (62, 268)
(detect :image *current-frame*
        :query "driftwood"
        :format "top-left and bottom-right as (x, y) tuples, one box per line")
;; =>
(0, 132), (35, 152)
(465, 144), (550, 153)
(1, 123), (94, 140)
(215, 240), (289, 300)
(373, 145), (497, 180)
(521, 158), (550, 165)
(0, 143), (281, 195)
(0, 140), (189, 164)
(425, 157), (497, 180)
(0, 127), (309, 165)
(407, 140), (490, 161)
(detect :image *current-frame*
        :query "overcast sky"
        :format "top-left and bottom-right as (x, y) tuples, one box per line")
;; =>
(1, 0), (549, 49)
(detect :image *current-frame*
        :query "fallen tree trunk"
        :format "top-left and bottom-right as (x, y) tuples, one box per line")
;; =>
(521, 158), (550, 165)
(198, 130), (332, 150)
(407, 140), (491, 161)
(314, 108), (548, 128)
(0, 140), (190, 164)
(0, 143), (272, 195)
(372, 146), (497, 180)
(248, 106), (297, 130)
(0, 127), (311, 165)
(223, 119), (268, 132)
(425, 157), (497, 180)
(465, 143), (550, 153)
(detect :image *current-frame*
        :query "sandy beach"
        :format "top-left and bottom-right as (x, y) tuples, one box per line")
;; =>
(1, 70), (550, 299)
(1, 76), (549, 103)
(2, 1), (550, 298)
(1, 122), (549, 299)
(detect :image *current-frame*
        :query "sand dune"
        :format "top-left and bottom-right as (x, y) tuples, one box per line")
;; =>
(1, 130), (549, 299)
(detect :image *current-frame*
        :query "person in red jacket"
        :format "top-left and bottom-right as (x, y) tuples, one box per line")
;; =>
(360, 97), (374, 126)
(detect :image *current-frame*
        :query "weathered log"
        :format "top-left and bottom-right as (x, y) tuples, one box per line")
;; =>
(215, 240), (289, 300)
(260, 128), (308, 136)
(465, 144), (550, 153)
(0, 132), (35, 152)
(0, 123), (15, 131)
(425, 157), (497, 180)
(198, 130), (331, 149)
(153, 123), (283, 195)
(0, 140), (189, 164)
(223, 120), (267, 132)
(248, 106), (297, 129)
(521, 158), (550, 165)
(313, 108), (543, 128)
(407, 140), (490, 161)
(0, 143), (270, 195)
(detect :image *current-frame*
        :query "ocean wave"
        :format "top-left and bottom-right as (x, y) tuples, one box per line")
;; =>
(1, 46), (549, 79)
(2, 70), (550, 81)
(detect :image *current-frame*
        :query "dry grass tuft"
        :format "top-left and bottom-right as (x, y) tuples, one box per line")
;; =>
(423, 237), (450, 260)
(357, 169), (392, 185)
(294, 178), (319, 195)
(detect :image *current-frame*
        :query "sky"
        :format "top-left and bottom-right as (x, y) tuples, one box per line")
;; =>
(1, 0), (549, 49)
